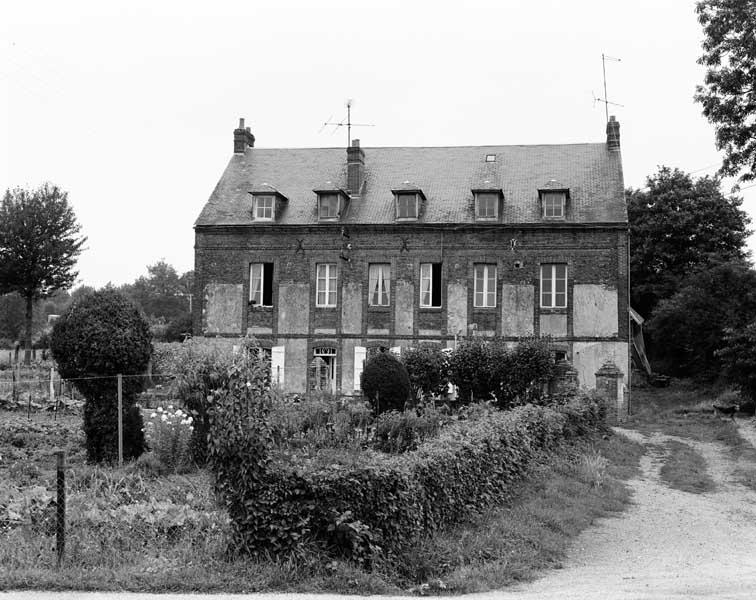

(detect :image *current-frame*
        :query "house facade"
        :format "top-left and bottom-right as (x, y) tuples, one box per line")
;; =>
(193, 117), (629, 395)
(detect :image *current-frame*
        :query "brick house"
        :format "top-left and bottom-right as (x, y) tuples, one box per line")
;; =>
(193, 117), (629, 396)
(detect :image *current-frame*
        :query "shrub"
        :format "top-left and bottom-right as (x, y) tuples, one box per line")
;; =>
(717, 322), (756, 406)
(448, 337), (555, 408)
(401, 345), (450, 399)
(360, 352), (411, 414)
(268, 394), (372, 451)
(161, 337), (269, 463)
(144, 405), (194, 473)
(372, 406), (444, 453)
(50, 289), (151, 463)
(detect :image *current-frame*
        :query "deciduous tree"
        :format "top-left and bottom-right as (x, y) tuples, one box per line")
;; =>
(627, 167), (750, 318)
(695, 0), (756, 181)
(0, 183), (86, 363)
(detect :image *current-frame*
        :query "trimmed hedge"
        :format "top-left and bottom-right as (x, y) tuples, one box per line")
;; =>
(210, 392), (605, 563)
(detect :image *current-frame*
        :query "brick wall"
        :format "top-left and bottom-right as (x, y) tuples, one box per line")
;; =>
(194, 224), (629, 393)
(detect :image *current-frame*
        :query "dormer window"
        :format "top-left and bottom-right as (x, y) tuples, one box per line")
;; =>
(319, 194), (340, 220)
(396, 194), (418, 219)
(249, 187), (288, 222)
(392, 185), (426, 221)
(538, 181), (570, 220)
(472, 188), (503, 221)
(314, 188), (349, 222)
(542, 192), (566, 218)
(255, 195), (274, 220)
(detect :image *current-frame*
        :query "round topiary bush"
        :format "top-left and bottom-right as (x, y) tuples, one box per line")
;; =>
(50, 289), (152, 463)
(360, 351), (411, 414)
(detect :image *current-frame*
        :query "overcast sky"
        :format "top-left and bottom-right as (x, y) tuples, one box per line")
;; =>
(2, 0), (755, 289)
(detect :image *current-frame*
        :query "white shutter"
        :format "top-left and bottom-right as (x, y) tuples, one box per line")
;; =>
(271, 346), (285, 387)
(354, 346), (367, 392)
(390, 346), (401, 358)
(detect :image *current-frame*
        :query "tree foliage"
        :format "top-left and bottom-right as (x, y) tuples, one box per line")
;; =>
(360, 351), (411, 413)
(717, 321), (756, 403)
(695, 0), (756, 182)
(448, 337), (555, 408)
(646, 260), (756, 380)
(400, 345), (450, 399)
(50, 289), (151, 463)
(0, 183), (86, 363)
(627, 166), (750, 317)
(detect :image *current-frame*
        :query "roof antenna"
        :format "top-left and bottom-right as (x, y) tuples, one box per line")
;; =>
(593, 53), (623, 122)
(320, 99), (375, 146)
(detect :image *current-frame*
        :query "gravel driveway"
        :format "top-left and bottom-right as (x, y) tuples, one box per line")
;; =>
(493, 422), (756, 599)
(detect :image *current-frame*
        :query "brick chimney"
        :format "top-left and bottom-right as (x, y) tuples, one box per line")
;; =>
(606, 115), (620, 151)
(233, 117), (255, 153)
(347, 138), (365, 195)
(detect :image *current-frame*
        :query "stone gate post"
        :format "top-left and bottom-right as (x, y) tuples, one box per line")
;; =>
(595, 360), (626, 424)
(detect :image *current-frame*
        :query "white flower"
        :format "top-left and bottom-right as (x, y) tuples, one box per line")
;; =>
(150, 413), (157, 418)
(157, 407), (163, 413)
(168, 405), (174, 410)
(246, 381), (251, 388)
(161, 414), (168, 422)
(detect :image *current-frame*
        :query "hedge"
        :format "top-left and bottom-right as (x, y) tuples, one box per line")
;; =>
(211, 392), (606, 563)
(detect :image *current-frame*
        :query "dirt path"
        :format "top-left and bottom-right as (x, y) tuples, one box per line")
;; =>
(489, 424), (756, 599)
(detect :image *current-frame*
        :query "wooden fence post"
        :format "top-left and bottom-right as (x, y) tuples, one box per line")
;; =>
(117, 374), (123, 467)
(55, 450), (65, 567)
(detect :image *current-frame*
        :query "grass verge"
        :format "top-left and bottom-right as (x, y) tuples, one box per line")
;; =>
(1, 428), (644, 594)
(659, 440), (716, 494)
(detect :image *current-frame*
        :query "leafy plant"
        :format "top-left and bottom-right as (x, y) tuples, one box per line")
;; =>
(372, 407), (444, 454)
(144, 405), (194, 473)
(360, 352), (411, 414)
(50, 289), (151, 463)
(401, 345), (450, 399)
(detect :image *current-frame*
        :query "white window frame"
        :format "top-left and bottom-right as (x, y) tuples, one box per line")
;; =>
(542, 192), (566, 219)
(255, 195), (274, 221)
(420, 262), (441, 308)
(318, 194), (340, 220)
(475, 193), (498, 220)
(249, 263), (273, 306)
(540, 263), (567, 308)
(473, 264), (497, 308)
(316, 263), (337, 307)
(395, 193), (418, 220)
(368, 263), (391, 306)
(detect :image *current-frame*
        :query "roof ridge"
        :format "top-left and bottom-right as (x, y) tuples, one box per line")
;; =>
(247, 142), (608, 151)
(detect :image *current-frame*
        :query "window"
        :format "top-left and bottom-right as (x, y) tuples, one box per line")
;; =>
(255, 195), (274, 220)
(420, 263), (442, 307)
(319, 194), (340, 220)
(316, 263), (337, 307)
(368, 264), (390, 306)
(474, 264), (497, 307)
(541, 263), (567, 308)
(310, 347), (337, 393)
(475, 192), (499, 220)
(542, 192), (566, 218)
(396, 194), (418, 219)
(249, 263), (274, 306)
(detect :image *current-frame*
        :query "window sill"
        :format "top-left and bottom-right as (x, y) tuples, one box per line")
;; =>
(367, 305), (391, 312)
(539, 307), (568, 314)
(472, 306), (497, 311)
(315, 305), (338, 310)
(248, 303), (274, 310)
(419, 306), (443, 311)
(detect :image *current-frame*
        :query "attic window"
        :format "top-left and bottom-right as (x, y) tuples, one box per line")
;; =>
(255, 195), (274, 221)
(319, 194), (340, 220)
(542, 192), (566, 219)
(485, 154), (496, 162)
(396, 193), (419, 219)
(472, 188), (503, 221)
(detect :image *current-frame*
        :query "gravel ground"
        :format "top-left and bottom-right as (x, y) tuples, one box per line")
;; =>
(4, 423), (756, 600)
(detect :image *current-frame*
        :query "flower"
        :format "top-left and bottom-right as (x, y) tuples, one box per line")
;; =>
(151, 413), (157, 418)
(161, 414), (168, 422)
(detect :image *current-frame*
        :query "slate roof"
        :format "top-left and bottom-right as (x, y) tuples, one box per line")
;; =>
(195, 143), (626, 227)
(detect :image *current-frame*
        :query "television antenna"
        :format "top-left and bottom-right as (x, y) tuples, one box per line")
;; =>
(319, 99), (375, 146)
(594, 53), (623, 122)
